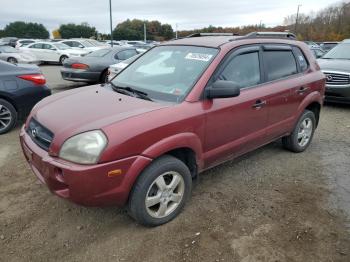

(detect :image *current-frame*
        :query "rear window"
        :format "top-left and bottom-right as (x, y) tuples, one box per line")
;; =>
(116, 49), (138, 60)
(264, 51), (298, 81)
(86, 49), (111, 57)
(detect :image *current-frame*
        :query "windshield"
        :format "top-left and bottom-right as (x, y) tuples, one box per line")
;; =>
(86, 48), (111, 57)
(323, 43), (350, 59)
(53, 43), (70, 50)
(0, 46), (18, 53)
(112, 45), (218, 103)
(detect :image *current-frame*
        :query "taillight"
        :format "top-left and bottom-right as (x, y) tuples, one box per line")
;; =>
(17, 74), (46, 85)
(71, 63), (89, 70)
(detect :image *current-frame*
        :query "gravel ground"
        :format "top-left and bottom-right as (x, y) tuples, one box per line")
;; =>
(0, 66), (349, 262)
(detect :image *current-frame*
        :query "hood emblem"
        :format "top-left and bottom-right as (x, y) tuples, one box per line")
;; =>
(326, 75), (333, 82)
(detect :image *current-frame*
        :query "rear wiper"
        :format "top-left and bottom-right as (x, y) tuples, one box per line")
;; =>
(110, 83), (153, 101)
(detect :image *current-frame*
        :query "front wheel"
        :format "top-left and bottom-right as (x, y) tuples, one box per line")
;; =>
(282, 110), (316, 153)
(128, 155), (192, 226)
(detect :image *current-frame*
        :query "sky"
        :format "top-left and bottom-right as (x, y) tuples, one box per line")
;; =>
(0, 0), (339, 34)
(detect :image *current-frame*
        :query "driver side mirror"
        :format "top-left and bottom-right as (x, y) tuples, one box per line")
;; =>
(205, 80), (240, 99)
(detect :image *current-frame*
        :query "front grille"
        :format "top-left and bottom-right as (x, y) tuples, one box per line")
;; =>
(324, 72), (350, 86)
(26, 118), (54, 151)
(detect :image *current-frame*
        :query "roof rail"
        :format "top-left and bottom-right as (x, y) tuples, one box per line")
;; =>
(187, 32), (239, 38)
(242, 32), (297, 40)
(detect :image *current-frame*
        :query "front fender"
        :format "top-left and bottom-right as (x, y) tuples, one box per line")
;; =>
(142, 132), (204, 169)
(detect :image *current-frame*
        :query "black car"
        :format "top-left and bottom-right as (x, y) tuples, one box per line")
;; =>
(61, 47), (138, 83)
(0, 37), (18, 47)
(0, 61), (51, 134)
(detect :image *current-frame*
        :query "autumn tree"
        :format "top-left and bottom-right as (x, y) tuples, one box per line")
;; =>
(52, 29), (61, 39)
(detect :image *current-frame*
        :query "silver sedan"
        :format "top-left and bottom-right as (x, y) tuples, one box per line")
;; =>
(0, 45), (38, 64)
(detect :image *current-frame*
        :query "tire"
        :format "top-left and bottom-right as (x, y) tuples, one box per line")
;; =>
(100, 70), (109, 83)
(128, 155), (192, 227)
(7, 57), (18, 64)
(59, 55), (68, 64)
(282, 110), (316, 153)
(0, 99), (17, 135)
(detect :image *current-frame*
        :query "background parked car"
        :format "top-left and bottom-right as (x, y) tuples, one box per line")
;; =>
(108, 54), (140, 81)
(15, 39), (37, 49)
(59, 39), (107, 52)
(20, 42), (88, 64)
(0, 61), (51, 134)
(318, 39), (350, 104)
(320, 42), (339, 52)
(0, 37), (18, 47)
(0, 45), (38, 64)
(304, 41), (321, 49)
(61, 46), (138, 83)
(310, 47), (326, 58)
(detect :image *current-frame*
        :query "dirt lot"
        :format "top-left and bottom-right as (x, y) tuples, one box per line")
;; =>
(0, 66), (349, 262)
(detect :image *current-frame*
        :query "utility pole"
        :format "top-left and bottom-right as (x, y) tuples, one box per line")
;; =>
(109, 0), (113, 47)
(175, 23), (178, 39)
(144, 22), (147, 43)
(295, 4), (302, 35)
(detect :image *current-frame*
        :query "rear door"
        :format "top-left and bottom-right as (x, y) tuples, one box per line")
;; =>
(28, 43), (44, 60)
(203, 45), (270, 167)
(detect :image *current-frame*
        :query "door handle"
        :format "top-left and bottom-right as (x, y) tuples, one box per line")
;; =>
(296, 86), (309, 94)
(252, 100), (266, 109)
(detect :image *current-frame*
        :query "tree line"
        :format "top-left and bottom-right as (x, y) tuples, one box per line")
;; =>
(1, 1), (349, 41)
(0, 19), (174, 40)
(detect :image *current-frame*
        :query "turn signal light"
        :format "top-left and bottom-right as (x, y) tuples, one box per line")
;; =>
(71, 63), (89, 70)
(17, 74), (46, 85)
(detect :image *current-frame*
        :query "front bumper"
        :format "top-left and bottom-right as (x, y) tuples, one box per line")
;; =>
(60, 68), (100, 82)
(325, 84), (350, 104)
(20, 127), (152, 207)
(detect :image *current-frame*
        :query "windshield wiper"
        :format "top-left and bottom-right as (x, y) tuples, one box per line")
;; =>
(109, 82), (153, 102)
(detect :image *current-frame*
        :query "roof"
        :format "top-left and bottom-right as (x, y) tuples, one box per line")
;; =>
(163, 36), (237, 48)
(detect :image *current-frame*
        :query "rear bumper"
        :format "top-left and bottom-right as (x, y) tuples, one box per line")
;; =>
(20, 127), (152, 207)
(60, 68), (100, 82)
(325, 84), (350, 104)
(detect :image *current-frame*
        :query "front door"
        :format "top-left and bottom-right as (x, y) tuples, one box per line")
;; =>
(203, 46), (269, 167)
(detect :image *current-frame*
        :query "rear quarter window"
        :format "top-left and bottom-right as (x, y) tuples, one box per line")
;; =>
(264, 50), (298, 81)
(293, 47), (309, 71)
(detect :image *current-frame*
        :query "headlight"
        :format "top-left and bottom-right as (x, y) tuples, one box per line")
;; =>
(59, 130), (107, 164)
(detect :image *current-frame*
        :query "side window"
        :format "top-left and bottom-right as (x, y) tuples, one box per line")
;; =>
(264, 50), (298, 81)
(63, 41), (72, 47)
(43, 44), (54, 50)
(30, 43), (43, 49)
(293, 47), (308, 71)
(72, 41), (82, 48)
(116, 49), (138, 60)
(217, 52), (261, 89)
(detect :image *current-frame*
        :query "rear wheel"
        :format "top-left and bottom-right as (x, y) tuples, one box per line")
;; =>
(59, 55), (68, 64)
(128, 155), (192, 226)
(7, 57), (18, 64)
(282, 110), (316, 152)
(0, 99), (17, 135)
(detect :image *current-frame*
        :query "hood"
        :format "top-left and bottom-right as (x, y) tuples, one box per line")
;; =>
(31, 85), (168, 144)
(317, 58), (350, 73)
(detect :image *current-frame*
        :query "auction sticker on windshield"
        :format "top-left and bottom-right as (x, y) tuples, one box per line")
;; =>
(185, 53), (213, 62)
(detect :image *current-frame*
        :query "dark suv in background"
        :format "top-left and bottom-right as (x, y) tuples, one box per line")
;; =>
(20, 32), (325, 226)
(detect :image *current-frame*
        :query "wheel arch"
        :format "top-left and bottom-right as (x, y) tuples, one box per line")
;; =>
(296, 91), (323, 128)
(0, 93), (18, 112)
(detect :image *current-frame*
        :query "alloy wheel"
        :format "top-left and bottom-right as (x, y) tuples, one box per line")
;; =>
(297, 117), (313, 147)
(145, 171), (185, 219)
(0, 104), (12, 132)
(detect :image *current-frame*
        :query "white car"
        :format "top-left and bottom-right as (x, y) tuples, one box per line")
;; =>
(20, 42), (88, 64)
(59, 39), (107, 52)
(15, 39), (37, 49)
(108, 54), (140, 81)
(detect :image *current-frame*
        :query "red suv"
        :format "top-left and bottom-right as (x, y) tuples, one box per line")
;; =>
(20, 32), (325, 226)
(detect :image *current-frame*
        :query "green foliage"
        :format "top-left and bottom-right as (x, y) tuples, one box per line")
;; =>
(113, 19), (174, 41)
(3, 21), (49, 39)
(0, 29), (5, 38)
(58, 23), (97, 39)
